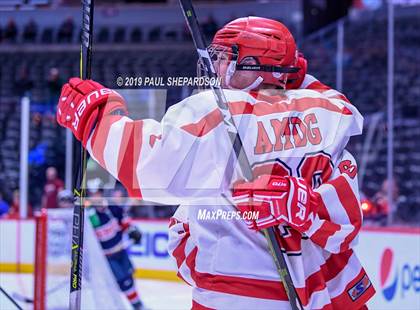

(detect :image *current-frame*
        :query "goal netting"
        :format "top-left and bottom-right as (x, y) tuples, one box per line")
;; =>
(33, 208), (128, 310)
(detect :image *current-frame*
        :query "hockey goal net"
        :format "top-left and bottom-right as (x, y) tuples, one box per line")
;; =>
(33, 208), (127, 310)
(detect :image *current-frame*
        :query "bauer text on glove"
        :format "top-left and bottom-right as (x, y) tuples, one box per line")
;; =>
(56, 77), (127, 146)
(232, 175), (320, 232)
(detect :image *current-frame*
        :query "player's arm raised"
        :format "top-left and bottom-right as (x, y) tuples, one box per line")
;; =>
(57, 78), (198, 204)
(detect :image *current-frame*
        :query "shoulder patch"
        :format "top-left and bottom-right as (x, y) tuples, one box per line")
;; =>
(347, 274), (372, 301)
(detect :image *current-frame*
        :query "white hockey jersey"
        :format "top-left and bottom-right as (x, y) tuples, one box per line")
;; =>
(86, 77), (375, 310)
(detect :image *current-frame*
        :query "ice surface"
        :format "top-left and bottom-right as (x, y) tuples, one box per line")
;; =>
(0, 273), (192, 310)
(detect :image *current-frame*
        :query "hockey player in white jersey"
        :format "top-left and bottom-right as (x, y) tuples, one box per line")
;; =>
(57, 17), (375, 310)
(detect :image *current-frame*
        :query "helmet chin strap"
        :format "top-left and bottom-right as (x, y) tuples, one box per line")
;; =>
(224, 47), (264, 91)
(240, 76), (264, 91)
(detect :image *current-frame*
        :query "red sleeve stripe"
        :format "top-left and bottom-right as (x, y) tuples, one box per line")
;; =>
(328, 176), (362, 252)
(181, 109), (223, 137)
(319, 303), (334, 310)
(329, 93), (351, 104)
(317, 198), (331, 222)
(176, 271), (189, 284)
(117, 120), (143, 198)
(172, 232), (190, 269)
(228, 97), (352, 117)
(90, 115), (124, 168)
(321, 89), (351, 104)
(192, 300), (215, 310)
(304, 79), (352, 104)
(330, 269), (375, 309)
(303, 250), (353, 306)
(168, 217), (178, 229)
(322, 249), (354, 282)
(309, 220), (342, 249)
(305, 80), (332, 92)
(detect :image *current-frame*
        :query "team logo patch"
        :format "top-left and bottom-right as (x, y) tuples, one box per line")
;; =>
(347, 274), (372, 301)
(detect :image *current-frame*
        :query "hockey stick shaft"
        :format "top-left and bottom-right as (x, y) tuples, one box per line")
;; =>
(69, 1), (94, 309)
(1, 286), (23, 310)
(178, 1), (303, 309)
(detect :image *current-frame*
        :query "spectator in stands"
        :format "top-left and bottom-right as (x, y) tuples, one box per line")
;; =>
(0, 192), (9, 217)
(14, 65), (34, 97)
(47, 67), (62, 110)
(58, 17), (74, 43)
(8, 189), (32, 218)
(202, 15), (218, 40)
(23, 19), (38, 43)
(4, 18), (18, 43)
(372, 178), (401, 225)
(9, 189), (20, 218)
(42, 166), (64, 209)
(57, 189), (74, 208)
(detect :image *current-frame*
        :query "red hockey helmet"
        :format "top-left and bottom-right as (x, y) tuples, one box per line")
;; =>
(211, 16), (298, 89)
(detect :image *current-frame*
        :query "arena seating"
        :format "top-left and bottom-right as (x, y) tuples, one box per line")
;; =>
(301, 12), (420, 222)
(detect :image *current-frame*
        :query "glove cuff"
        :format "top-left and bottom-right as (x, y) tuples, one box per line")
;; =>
(81, 100), (128, 147)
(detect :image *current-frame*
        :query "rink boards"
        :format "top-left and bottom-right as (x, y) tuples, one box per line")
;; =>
(0, 218), (419, 309)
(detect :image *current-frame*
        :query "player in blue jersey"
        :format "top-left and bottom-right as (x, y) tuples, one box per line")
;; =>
(87, 179), (144, 310)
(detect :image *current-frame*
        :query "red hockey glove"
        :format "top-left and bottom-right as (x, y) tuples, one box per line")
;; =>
(56, 77), (127, 146)
(232, 175), (320, 233)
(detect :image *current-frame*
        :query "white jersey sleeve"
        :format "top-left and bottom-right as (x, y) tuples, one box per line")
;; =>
(85, 90), (248, 205)
(307, 149), (363, 253)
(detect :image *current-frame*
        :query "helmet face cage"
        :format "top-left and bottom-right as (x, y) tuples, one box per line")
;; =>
(197, 44), (233, 88)
(197, 44), (297, 90)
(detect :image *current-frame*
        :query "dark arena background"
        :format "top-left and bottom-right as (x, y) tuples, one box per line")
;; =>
(0, 1), (419, 309)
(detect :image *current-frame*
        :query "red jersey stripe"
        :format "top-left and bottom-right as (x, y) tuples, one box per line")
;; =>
(304, 77), (351, 104)
(181, 109), (223, 137)
(310, 220), (341, 249)
(305, 81), (331, 92)
(192, 300), (215, 310)
(91, 115), (123, 167)
(186, 246), (289, 301)
(330, 269), (375, 310)
(172, 232), (190, 269)
(228, 97), (352, 117)
(117, 121), (143, 198)
(319, 303), (334, 310)
(180, 94), (352, 137)
(317, 199), (332, 222)
(322, 249), (353, 282)
(328, 176), (362, 252)
(178, 242), (357, 305)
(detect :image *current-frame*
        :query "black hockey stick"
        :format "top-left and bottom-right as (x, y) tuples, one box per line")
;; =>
(69, 1), (94, 309)
(0, 286), (23, 310)
(178, 1), (303, 309)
